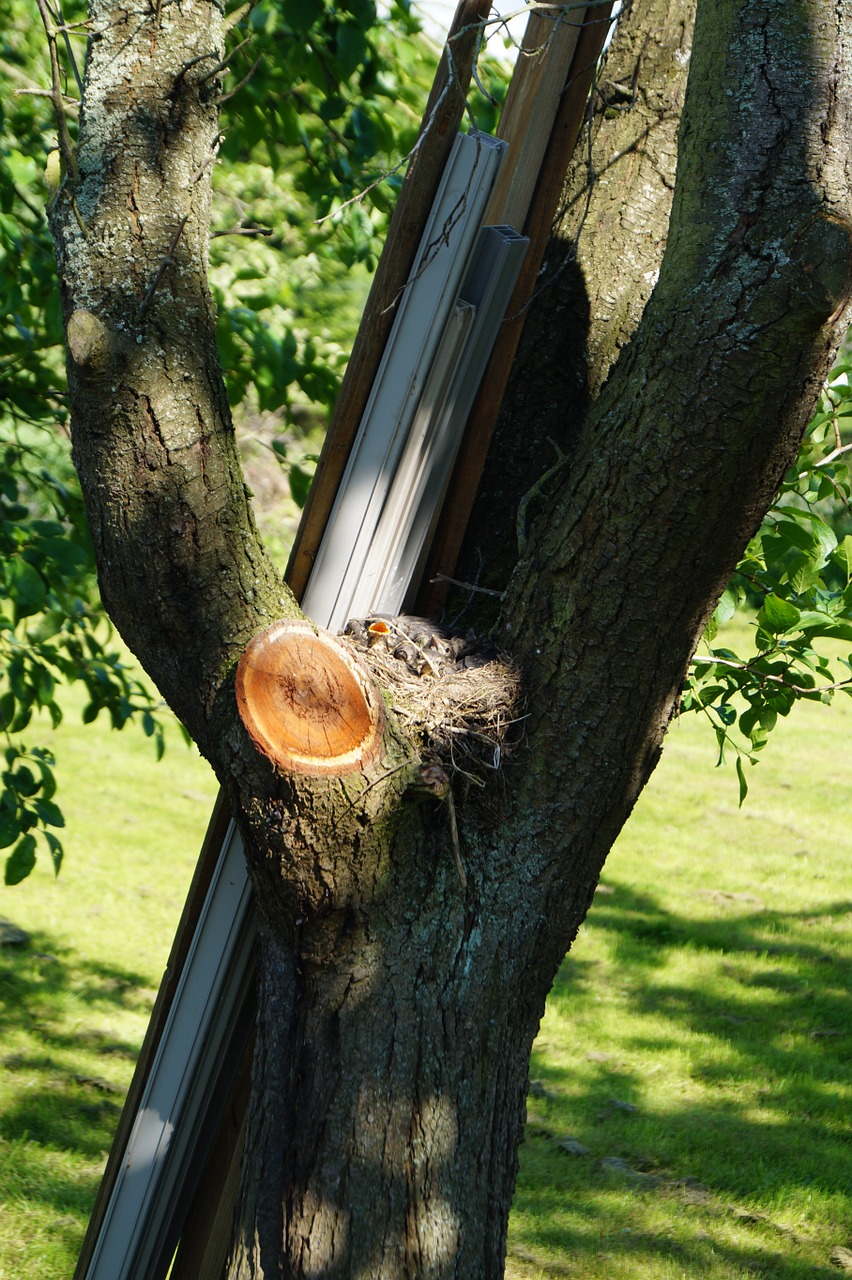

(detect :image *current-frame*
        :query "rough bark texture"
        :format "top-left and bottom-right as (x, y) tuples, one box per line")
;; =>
(453, 0), (697, 614)
(51, 1), (852, 1277)
(49, 0), (293, 755)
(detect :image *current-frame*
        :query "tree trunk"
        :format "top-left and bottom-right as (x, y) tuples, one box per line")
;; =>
(454, 0), (697, 609)
(50, 0), (852, 1276)
(228, 893), (563, 1276)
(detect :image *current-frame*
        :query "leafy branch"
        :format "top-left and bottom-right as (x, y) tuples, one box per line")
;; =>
(682, 355), (852, 799)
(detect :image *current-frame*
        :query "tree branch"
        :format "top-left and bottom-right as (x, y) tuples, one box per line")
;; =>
(34, 0), (78, 184)
(690, 654), (852, 697)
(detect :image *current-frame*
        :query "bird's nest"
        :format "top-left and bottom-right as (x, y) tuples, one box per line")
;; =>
(340, 614), (526, 784)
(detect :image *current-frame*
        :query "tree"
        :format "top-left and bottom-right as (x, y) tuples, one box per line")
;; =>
(36, 0), (852, 1275)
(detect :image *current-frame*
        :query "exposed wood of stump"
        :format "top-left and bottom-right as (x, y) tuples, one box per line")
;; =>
(236, 620), (384, 776)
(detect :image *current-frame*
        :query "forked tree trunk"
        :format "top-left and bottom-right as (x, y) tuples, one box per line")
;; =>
(49, 0), (852, 1276)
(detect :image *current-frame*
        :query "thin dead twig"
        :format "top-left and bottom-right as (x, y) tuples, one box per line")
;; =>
(34, 0), (79, 183)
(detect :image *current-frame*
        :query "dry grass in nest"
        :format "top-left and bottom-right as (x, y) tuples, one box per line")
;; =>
(340, 614), (526, 783)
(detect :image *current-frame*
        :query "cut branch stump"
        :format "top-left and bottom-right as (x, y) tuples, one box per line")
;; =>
(236, 620), (384, 776)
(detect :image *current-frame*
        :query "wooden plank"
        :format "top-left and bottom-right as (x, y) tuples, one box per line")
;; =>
(486, 5), (584, 228)
(285, 0), (493, 601)
(414, 3), (615, 618)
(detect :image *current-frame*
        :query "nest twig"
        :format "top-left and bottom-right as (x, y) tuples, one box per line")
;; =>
(340, 614), (525, 782)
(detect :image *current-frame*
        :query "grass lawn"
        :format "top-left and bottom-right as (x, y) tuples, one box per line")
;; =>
(1, 634), (850, 1279)
(507, 658), (852, 1279)
(0, 693), (218, 1280)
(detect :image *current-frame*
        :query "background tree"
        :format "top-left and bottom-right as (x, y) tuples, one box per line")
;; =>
(15, 0), (852, 1276)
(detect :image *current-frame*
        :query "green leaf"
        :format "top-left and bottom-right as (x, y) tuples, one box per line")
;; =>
(739, 707), (759, 739)
(289, 462), (313, 508)
(773, 519), (815, 553)
(838, 534), (852, 579)
(5, 833), (37, 885)
(33, 797), (64, 828)
(789, 561), (821, 595)
(758, 707), (778, 732)
(337, 23), (369, 77)
(33, 535), (91, 575)
(0, 808), (22, 850)
(797, 609), (842, 632)
(805, 514), (839, 567)
(713, 587), (739, 626)
(7, 555), (47, 618)
(757, 594), (801, 634)
(8, 765), (38, 797)
(281, 0), (323, 33)
(44, 829), (63, 875)
(0, 691), (15, 731)
(735, 756), (749, 807)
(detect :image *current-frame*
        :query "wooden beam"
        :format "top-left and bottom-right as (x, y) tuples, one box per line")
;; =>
(485, 4), (585, 228)
(415, 3), (615, 618)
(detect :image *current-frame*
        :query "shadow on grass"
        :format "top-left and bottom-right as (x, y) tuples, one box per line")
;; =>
(511, 883), (851, 1278)
(0, 925), (154, 1222)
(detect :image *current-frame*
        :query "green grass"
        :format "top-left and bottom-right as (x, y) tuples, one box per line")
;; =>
(507, 661), (852, 1279)
(0, 637), (850, 1279)
(0, 695), (217, 1279)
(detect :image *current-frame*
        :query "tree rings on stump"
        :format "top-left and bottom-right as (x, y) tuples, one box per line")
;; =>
(236, 619), (384, 776)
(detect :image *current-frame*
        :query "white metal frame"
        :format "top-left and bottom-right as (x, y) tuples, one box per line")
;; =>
(84, 823), (253, 1280)
(301, 130), (507, 631)
(353, 223), (529, 618)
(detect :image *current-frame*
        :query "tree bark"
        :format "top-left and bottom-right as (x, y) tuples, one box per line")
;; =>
(453, 0), (697, 611)
(50, 1), (852, 1277)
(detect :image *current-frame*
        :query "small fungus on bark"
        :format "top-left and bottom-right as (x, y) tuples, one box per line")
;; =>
(236, 619), (384, 776)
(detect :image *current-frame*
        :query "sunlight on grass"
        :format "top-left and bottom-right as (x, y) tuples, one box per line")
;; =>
(507, 636), (852, 1280)
(0, 683), (217, 1279)
(0, 623), (849, 1278)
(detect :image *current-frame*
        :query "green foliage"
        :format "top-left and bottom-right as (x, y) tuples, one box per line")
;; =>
(209, 1), (508, 438)
(209, 1), (440, 430)
(0, 0), (448, 884)
(683, 359), (852, 799)
(0, 0), (171, 884)
(0, 425), (171, 885)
